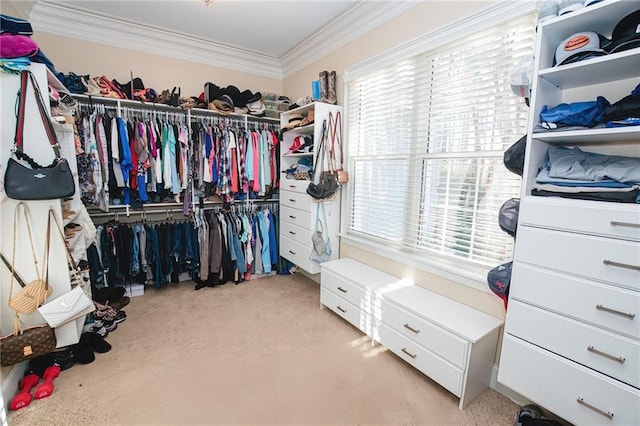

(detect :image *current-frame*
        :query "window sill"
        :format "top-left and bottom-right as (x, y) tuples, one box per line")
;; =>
(339, 233), (493, 294)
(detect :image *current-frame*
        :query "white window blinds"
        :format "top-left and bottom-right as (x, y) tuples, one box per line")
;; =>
(346, 13), (536, 272)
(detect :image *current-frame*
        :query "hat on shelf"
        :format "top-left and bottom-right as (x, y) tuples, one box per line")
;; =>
(210, 94), (234, 114)
(283, 113), (304, 130)
(554, 31), (608, 66)
(299, 110), (315, 126)
(606, 10), (640, 54)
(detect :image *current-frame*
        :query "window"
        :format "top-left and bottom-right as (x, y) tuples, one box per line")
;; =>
(345, 10), (536, 277)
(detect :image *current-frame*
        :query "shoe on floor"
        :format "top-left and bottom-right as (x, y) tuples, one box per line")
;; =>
(88, 332), (111, 353)
(108, 296), (130, 311)
(113, 311), (127, 324)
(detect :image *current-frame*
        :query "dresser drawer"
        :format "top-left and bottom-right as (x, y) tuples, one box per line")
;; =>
(280, 205), (311, 230)
(321, 270), (370, 312)
(379, 298), (468, 369)
(520, 197), (640, 242)
(506, 300), (640, 388)
(499, 335), (640, 426)
(280, 179), (309, 194)
(279, 235), (319, 274)
(511, 263), (640, 340)
(516, 226), (640, 291)
(376, 322), (463, 397)
(279, 221), (310, 247)
(321, 286), (371, 335)
(279, 189), (312, 212)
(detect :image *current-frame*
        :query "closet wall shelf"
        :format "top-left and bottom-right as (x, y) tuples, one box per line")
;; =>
(538, 48), (640, 89)
(72, 94), (281, 123)
(532, 127), (640, 144)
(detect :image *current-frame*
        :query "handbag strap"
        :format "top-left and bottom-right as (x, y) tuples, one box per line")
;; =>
(312, 119), (328, 183)
(13, 70), (63, 159)
(314, 203), (331, 253)
(47, 209), (86, 290)
(9, 202), (48, 334)
(329, 111), (343, 170)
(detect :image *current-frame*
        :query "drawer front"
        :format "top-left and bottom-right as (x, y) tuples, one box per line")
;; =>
(499, 335), (640, 426)
(279, 236), (319, 274)
(511, 263), (640, 340)
(506, 300), (640, 388)
(321, 287), (371, 335)
(280, 220), (310, 247)
(280, 189), (312, 212)
(516, 226), (640, 291)
(520, 197), (640, 242)
(280, 205), (311, 230)
(376, 322), (463, 397)
(280, 179), (309, 194)
(321, 270), (370, 312)
(380, 299), (468, 369)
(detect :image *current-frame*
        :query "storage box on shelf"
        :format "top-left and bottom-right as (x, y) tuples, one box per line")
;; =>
(497, 2), (640, 425)
(321, 258), (503, 409)
(279, 102), (342, 274)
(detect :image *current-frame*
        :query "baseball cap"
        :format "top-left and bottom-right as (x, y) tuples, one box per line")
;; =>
(554, 31), (608, 66)
(487, 262), (512, 310)
(499, 198), (520, 238)
(606, 10), (640, 54)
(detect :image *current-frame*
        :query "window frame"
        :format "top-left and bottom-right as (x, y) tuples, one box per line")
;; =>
(341, 1), (536, 291)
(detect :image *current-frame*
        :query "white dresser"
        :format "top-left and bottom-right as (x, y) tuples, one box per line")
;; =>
(321, 258), (504, 408)
(279, 102), (342, 274)
(497, 2), (640, 424)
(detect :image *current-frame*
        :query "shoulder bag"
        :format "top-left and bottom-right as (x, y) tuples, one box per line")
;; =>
(307, 119), (339, 201)
(37, 209), (93, 328)
(7, 203), (53, 332)
(4, 70), (75, 200)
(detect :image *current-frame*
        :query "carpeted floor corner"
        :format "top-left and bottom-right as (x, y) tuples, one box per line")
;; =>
(7, 272), (517, 425)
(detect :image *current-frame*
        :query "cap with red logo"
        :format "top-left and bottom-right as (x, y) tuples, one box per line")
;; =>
(554, 31), (608, 67)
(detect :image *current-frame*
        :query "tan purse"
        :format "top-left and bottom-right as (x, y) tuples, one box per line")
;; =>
(329, 111), (349, 184)
(8, 203), (53, 334)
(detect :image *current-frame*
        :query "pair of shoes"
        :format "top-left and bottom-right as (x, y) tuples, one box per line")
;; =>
(107, 295), (130, 311)
(83, 320), (108, 337)
(80, 332), (111, 354)
(93, 301), (119, 322)
(293, 136), (313, 153)
(319, 70), (337, 105)
(9, 364), (62, 410)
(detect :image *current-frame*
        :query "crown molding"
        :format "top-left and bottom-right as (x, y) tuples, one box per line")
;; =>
(29, 1), (421, 81)
(29, 1), (283, 79)
(280, 1), (420, 78)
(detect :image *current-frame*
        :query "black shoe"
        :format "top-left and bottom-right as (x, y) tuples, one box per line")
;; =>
(89, 332), (112, 353)
(113, 311), (127, 324)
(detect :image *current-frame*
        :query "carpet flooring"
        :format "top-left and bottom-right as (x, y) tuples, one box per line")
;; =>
(7, 272), (517, 425)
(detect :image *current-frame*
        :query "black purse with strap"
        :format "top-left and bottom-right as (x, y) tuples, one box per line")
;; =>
(4, 70), (75, 200)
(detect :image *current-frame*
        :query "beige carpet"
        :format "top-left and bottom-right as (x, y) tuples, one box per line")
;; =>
(7, 273), (517, 425)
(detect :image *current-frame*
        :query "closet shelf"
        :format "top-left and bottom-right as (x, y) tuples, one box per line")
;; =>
(72, 94), (280, 123)
(531, 126), (640, 144)
(538, 48), (639, 89)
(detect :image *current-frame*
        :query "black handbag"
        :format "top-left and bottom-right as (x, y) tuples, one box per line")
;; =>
(307, 119), (340, 200)
(4, 70), (75, 200)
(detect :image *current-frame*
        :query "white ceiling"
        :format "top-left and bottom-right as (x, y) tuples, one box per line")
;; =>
(25, 0), (419, 78)
(50, 0), (360, 57)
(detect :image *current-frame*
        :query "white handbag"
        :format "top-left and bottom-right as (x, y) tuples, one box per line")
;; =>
(38, 286), (94, 328)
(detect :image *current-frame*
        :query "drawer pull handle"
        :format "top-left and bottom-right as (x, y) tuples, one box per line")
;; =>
(595, 304), (635, 319)
(288, 231), (296, 235)
(337, 305), (346, 313)
(587, 345), (626, 364)
(403, 323), (420, 334)
(289, 199), (296, 202)
(289, 215), (296, 219)
(401, 347), (417, 359)
(576, 397), (614, 419)
(337, 286), (348, 293)
(603, 259), (640, 272)
(289, 185), (296, 189)
(288, 250), (296, 255)
(610, 221), (640, 229)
